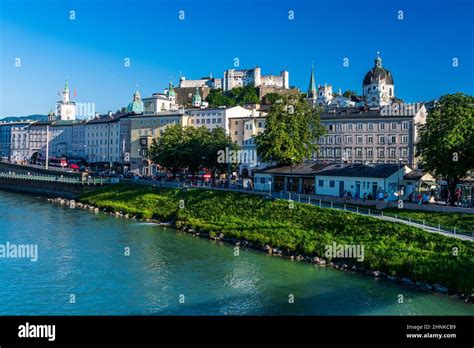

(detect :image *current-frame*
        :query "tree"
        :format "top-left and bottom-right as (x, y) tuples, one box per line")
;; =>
(148, 124), (238, 180)
(205, 86), (259, 107)
(416, 93), (474, 205)
(149, 124), (186, 177)
(254, 95), (326, 165)
(343, 90), (357, 98)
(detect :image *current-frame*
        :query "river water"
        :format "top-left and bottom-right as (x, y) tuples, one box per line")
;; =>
(0, 191), (472, 315)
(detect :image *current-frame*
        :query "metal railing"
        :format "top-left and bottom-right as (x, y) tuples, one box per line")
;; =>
(125, 178), (473, 240)
(0, 172), (117, 185)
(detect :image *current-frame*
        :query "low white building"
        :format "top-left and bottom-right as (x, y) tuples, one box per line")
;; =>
(315, 163), (410, 200)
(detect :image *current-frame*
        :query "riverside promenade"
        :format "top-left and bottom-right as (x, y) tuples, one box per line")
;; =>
(126, 178), (473, 242)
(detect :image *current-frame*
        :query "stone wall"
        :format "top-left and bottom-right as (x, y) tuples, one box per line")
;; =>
(0, 177), (104, 199)
(0, 161), (86, 179)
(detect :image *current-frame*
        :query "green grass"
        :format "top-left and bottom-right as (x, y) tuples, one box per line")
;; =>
(382, 208), (474, 233)
(80, 184), (474, 294)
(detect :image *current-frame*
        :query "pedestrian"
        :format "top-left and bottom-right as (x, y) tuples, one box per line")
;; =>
(363, 192), (367, 202)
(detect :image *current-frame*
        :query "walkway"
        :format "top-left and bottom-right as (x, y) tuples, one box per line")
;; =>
(125, 179), (473, 242)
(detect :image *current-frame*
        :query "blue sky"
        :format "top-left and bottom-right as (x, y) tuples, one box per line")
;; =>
(1, 0), (473, 117)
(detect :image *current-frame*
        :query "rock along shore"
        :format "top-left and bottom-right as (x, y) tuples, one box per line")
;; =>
(47, 196), (474, 305)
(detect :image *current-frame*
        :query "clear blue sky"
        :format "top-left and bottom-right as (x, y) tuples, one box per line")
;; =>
(1, 0), (473, 117)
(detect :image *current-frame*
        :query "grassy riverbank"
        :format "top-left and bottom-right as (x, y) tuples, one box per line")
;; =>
(382, 208), (474, 233)
(79, 184), (474, 295)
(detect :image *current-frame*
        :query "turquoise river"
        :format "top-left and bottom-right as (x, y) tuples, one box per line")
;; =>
(0, 191), (472, 315)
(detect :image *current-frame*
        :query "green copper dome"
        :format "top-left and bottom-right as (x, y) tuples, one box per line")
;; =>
(127, 88), (144, 114)
(167, 82), (176, 97)
(192, 86), (201, 103)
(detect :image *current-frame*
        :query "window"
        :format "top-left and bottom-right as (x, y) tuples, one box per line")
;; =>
(318, 180), (324, 187)
(327, 136), (334, 144)
(401, 148), (408, 157)
(346, 136), (352, 144)
(378, 148), (385, 158)
(389, 148), (396, 157)
(402, 121), (409, 130)
(367, 148), (373, 157)
(390, 135), (397, 144)
(367, 135), (373, 144)
(356, 148), (362, 157)
(327, 148), (334, 157)
(401, 135), (408, 143)
(379, 123), (385, 131)
(378, 135), (385, 144)
(336, 124), (342, 131)
(356, 136), (363, 144)
(329, 180), (335, 188)
(368, 123), (374, 131)
(347, 124), (353, 131)
(335, 136), (342, 144)
(357, 123), (363, 131)
(390, 122), (397, 130)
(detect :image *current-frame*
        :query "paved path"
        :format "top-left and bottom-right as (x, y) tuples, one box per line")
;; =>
(125, 179), (473, 242)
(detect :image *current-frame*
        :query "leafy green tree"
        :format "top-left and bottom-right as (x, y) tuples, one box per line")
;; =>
(205, 86), (259, 107)
(148, 124), (238, 180)
(417, 93), (474, 205)
(255, 96), (326, 165)
(343, 90), (357, 98)
(263, 92), (281, 105)
(205, 89), (233, 107)
(149, 124), (187, 177)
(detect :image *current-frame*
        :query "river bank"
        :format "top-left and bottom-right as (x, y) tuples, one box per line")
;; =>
(71, 184), (474, 303)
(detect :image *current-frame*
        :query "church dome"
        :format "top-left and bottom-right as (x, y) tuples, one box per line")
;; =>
(167, 82), (176, 97)
(127, 88), (144, 114)
(363, 53), (394, 86)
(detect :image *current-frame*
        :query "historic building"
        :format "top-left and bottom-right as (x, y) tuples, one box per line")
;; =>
(303, 52), (424, 166)
(129, 111), (186, 175)
(56, 79), (76, 121)
(223, 66), (289, 92)
(315, 105), (427, 166)
(127, 89), (144, 114)
(143, 82), (179, 113)
(363, 52), (395, 108)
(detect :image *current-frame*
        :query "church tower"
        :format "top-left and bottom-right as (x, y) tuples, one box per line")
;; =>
(57, 79), (76, 120)
(362, 52), (395, 108)
(192, 86), (202, 107)
(307, 64), (317, 107)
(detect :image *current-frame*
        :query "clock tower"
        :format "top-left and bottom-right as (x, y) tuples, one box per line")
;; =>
(57, 79), (76, 120)
(362, 52), (395, 108)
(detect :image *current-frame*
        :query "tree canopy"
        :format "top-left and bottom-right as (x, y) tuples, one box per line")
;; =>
(148, 124), (238, 178)
(254, 95), (326, 166)
(416, 93), (474, 204)
(206, 86), (260, 107)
